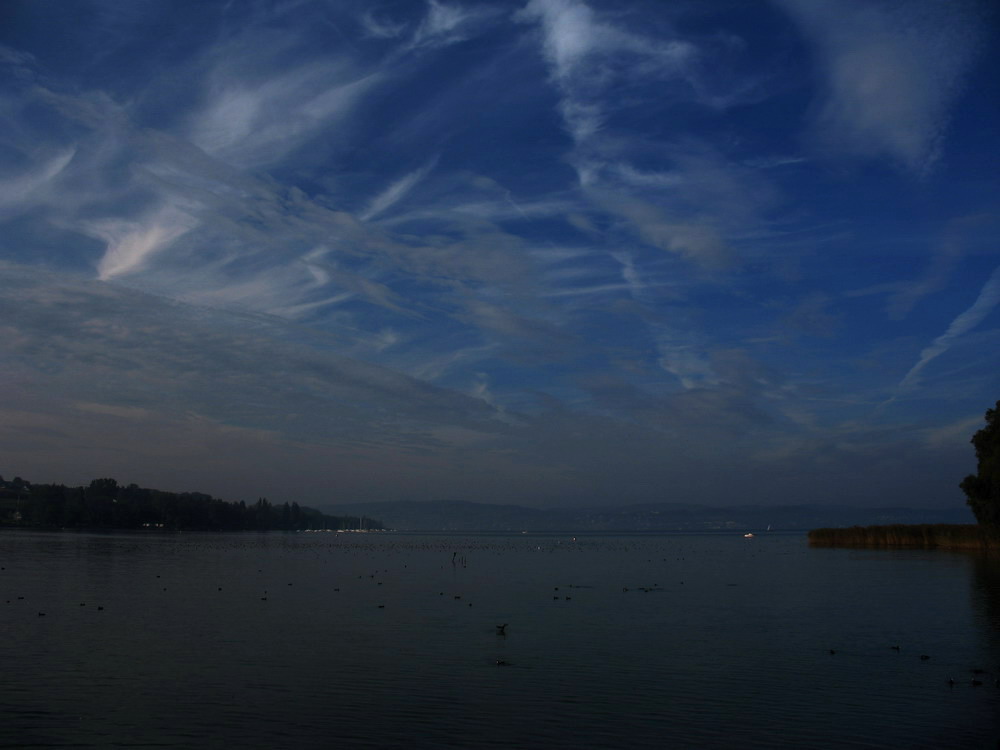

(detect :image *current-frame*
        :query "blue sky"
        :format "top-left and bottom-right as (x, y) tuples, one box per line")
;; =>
(1, 0), (998, 509)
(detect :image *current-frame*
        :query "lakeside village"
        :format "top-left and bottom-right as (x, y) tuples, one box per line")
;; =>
(0, 475), (384, 533)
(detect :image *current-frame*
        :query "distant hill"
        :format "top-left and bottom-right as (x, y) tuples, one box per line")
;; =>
(321, 500), (974, 532)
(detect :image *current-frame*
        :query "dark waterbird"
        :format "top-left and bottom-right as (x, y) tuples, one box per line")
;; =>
(496, 624), (508, 635)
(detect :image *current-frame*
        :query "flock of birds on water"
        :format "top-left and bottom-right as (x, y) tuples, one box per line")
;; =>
(825, 646), (1000, 688)
(2, 534), (999, 696)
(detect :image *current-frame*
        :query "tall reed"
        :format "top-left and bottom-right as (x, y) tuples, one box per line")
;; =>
(807, 524), (997, 549)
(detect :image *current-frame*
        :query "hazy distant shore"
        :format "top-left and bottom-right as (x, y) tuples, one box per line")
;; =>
(808, 524), (997, 550)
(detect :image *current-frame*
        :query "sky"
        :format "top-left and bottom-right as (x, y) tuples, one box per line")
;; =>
(1, 0), (998, 510)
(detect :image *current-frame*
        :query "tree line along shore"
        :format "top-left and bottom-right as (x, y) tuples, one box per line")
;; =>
(0, 476), (383, 532)
(810, 400), (999, 549)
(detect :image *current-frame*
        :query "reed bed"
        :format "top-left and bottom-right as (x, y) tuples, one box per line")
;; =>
(807, 524), (998, 549)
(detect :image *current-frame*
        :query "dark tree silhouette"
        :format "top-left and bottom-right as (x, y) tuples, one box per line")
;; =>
(1, 475), (378, 532)
(961, 400), (1000, 531)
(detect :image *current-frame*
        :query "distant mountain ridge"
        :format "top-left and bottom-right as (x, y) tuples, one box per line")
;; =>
(322, 500), (974, 532)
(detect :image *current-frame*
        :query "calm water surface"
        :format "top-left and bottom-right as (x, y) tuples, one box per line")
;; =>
(2, 530), (999, 748)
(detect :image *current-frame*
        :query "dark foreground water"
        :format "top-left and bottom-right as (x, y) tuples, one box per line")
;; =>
(2, 530), (999, 749)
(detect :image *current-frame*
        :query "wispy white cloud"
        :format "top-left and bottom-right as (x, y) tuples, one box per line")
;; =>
(189, 60), (380, 167)
(410, 0), (489, 49)
(544, 282), (633, 298)
(0, 43), (38, 85)
(516, 3), (782, 272)
(593, 191), (731, 269)
(0, 44), (36, 68)
(897, 264), (1000, 391)
(301, 246), (332, 286)
(0, 147), (76, 216)
(87, 204), (199, 281)
(371, 328), (401, 352)
(359, 10), (408, 40)
(15, 86), (416, 318)
(360, 1), (497, 54)
(517, 0), (695, 92)
(516, 0), (696, 147)
(885, 213), (997, 320)
(471, 372), (497, 405)
(373, 171), (574, 226)
(406, 344), (497, 383)
(657, 345), (718, 390)
(775, 0), (985, 172)
(612, 164), (683, 190)
(360, 156), (439, 221)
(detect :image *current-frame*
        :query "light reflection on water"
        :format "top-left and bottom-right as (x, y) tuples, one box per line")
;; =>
(1, 530), (998, 748)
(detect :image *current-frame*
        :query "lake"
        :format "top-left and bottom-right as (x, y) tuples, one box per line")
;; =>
(1, 530), (998, 748)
